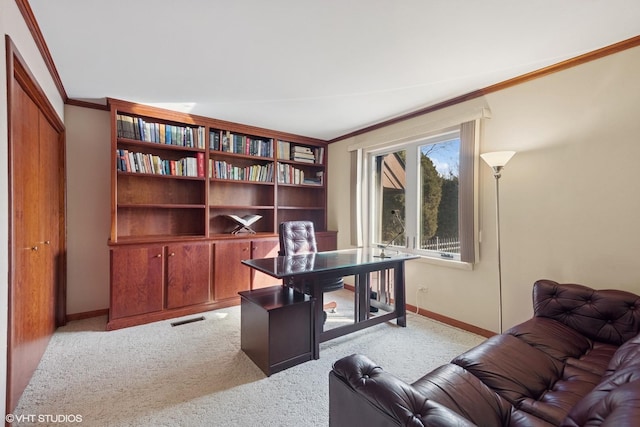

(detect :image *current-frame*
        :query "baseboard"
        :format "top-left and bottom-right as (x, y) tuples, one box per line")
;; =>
(66, 308), (109, 323)
(406, 304), (495, 338)
(344, 283), (494, 338)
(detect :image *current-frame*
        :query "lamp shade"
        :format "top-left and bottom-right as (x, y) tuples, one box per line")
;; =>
(480, 151), (515, 168)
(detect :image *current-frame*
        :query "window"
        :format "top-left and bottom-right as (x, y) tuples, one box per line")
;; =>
(364, 120), (477, 263)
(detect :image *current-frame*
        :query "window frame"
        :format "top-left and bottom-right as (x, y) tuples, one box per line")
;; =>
(367, 128), (463, 261)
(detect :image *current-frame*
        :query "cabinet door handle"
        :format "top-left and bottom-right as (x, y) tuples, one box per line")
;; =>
(155, 254), (162, 258)
(169, 252), (175, 257)
(31, 245), (39, 251)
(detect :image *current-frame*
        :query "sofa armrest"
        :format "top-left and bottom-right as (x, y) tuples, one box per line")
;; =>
(532, 279), (640, 346)
(330, 354), (476, 427)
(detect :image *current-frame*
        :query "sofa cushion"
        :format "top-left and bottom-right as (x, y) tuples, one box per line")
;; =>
(508, 317), (593, 361)
(412, 363), (511, 426)
(565, 341), (618, 377)
(451, 335), (563, 403)
(508, 317), (618, 378)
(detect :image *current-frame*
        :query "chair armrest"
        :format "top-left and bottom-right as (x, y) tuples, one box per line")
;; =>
(330, 354), (476, 427)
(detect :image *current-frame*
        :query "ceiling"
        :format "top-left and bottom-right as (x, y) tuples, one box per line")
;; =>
(28, 0), (640, 141)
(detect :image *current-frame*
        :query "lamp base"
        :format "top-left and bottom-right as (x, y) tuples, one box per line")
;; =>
(373, 249), (392, 259)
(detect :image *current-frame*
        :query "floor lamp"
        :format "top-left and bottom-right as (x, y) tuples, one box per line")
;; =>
(480, 151), (516, 334)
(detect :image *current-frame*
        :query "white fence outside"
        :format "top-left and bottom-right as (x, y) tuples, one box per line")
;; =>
(422, 236), (460, 253)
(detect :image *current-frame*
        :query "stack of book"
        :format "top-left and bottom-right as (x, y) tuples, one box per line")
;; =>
(303, 171), (324, 186)
(291, 145), (315, 163)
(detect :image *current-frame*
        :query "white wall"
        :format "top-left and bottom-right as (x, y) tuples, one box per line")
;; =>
(65, 105), (111, 314)
(1, 0), (65, 415)
(328, 46), (640, 333)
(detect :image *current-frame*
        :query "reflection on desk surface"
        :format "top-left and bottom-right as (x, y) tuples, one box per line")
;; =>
(242, 247), (419, 278)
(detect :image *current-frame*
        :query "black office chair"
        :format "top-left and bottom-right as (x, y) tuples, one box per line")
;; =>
(278, 221), (344, 321)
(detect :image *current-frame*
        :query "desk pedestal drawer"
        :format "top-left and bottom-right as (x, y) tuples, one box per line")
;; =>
(240, 286), (314, 376)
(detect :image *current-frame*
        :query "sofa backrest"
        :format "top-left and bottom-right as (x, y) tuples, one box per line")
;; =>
(532, 279), (640, 346)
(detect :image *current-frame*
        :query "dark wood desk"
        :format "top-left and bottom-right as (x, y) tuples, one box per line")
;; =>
(242, 248), (419, 359)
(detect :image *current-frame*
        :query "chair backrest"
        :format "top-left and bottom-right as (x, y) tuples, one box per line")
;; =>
(279, 221), (318, 256)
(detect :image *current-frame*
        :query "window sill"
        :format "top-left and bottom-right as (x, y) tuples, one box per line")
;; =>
(366, 246), (474, 270)
(410, 253), (474, 270)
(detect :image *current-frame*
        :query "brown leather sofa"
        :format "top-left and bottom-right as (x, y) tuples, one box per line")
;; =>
(329, 279), (640, 426)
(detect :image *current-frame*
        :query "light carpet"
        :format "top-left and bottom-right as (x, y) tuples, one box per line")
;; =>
(13, 290), (485, 427)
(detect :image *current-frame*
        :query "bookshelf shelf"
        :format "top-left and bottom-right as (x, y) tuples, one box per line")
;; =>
(119, 204), (207, 209)
(208, 178), (274, 185)
(117, 172), (206, 181)
(209, 151), (273, 161)
(277, 182), (324, 188)
(210, 205), (275, 210)
(277, 206), (325, 210)
(117, 138), (206, 153)
(277, 159), (326, 167)
(108, 98), (333, 330)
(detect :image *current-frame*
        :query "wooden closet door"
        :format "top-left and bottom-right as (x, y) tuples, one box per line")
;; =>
(40, 111), (64, 325)
(7, 41), (65, 412)
(9, 84), (55, 410)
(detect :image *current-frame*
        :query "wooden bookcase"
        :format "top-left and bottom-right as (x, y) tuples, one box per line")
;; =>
(107, 98), (335, 329)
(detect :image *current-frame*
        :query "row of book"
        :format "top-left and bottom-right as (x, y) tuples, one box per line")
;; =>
(116, 148), (323, 185)
(210, 130), (273, 157)
(117, 114), (206, 149)
(276, 140), (324, 164)
(116, 149), (205, 177)
(277, 163), (324, 185)
(210, 160), (274, 182)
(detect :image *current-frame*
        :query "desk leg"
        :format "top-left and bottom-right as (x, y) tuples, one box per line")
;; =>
(394, 262), (407, 327)
(311, 276), (323, 359)
(354, 273), (369, 323)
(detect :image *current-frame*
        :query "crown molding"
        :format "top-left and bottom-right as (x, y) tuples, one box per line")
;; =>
(66, 98), (109, 111)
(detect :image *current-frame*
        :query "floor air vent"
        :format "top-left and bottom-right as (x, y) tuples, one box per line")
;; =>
(171, 316), (205, 327)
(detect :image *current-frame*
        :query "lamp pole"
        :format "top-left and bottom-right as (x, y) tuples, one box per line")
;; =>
(492, 165), (504, 334)
(481, 151), (515, 334)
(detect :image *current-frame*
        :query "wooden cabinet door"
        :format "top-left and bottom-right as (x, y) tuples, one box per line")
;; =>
(213, 240), (251, 300)
(251, 238), (281, 289)
(110, 245), (164, 319)
(166, 242), (211, 309)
